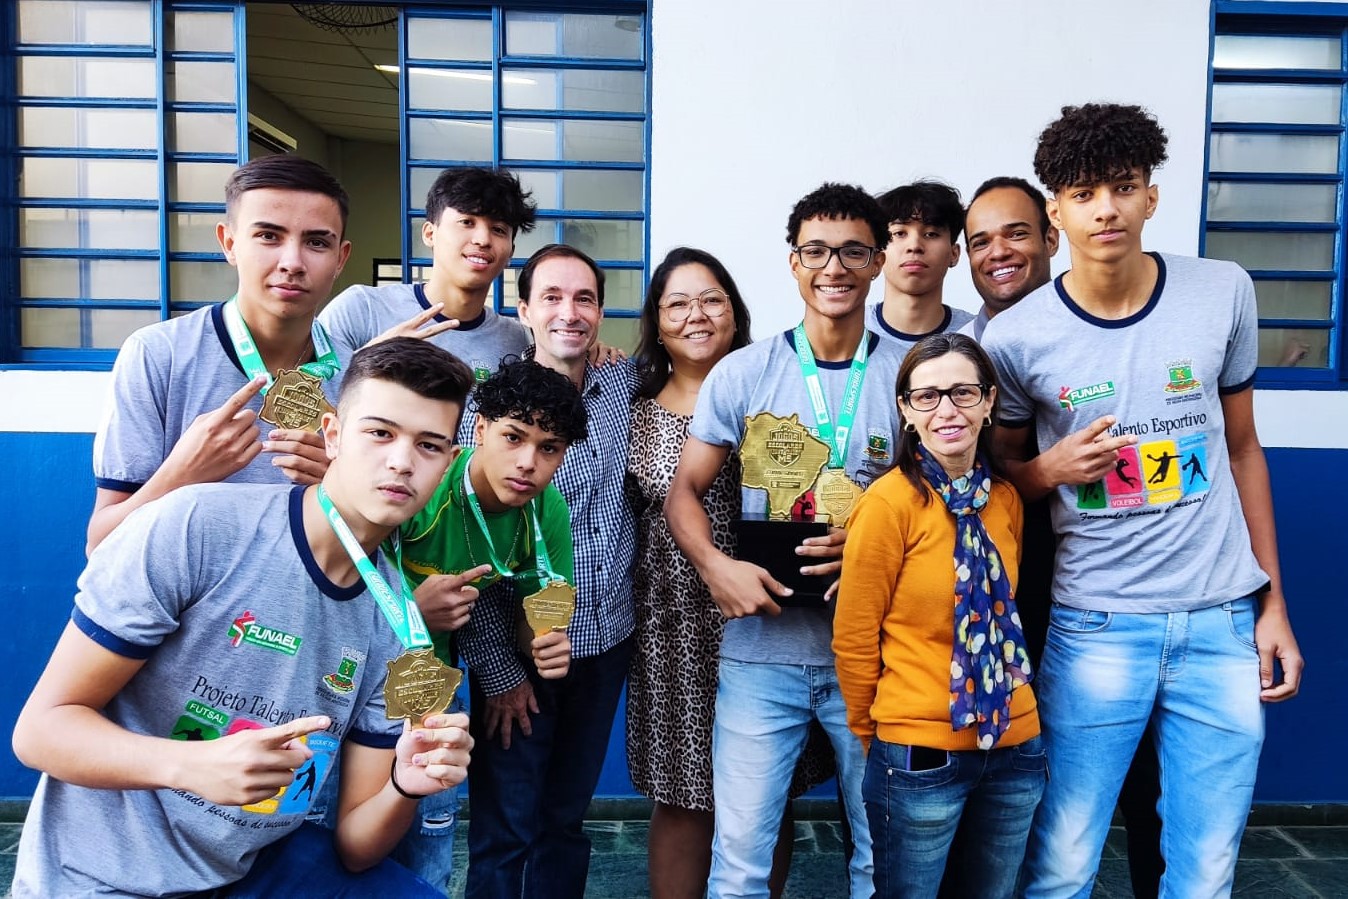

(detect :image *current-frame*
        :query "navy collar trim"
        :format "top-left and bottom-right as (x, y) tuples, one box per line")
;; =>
(415, 283), (488, 331)
(1054, 252), (1167, 330)
(289, 485), (373, 602)
(873, 303), (954, 341)
(781, 329), (880, 369)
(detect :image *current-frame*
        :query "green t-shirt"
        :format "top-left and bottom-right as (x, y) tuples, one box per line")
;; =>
(399, 447), (574, 664)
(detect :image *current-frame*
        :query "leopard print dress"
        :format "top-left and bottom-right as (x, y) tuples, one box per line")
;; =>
(625, 398), (836, 811)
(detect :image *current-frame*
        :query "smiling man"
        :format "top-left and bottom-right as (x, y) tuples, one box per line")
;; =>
(14, 339), (476, 897)
(868, 180), (973, 354)
(460, 244), (639, 899)
(666, 183), (904, 898)
(982, 103), (1304, 897)
(88, 155), (354, 552)
(959, 177), (1060, 341)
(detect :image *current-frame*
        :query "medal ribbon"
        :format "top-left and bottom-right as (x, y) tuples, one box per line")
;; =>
(316, 485), (431, 650)
(222, 295), (341, 389)
(461, 448), (565, 585)
(791, 322), (869, 470)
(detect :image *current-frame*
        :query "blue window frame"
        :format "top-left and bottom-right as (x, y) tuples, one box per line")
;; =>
(2, 1), (650, 367)
(401, 5), (649, 346)
(1205, 2), (1348, 387)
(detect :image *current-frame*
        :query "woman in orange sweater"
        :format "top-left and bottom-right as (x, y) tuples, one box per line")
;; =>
(833, 333), (1043, 899)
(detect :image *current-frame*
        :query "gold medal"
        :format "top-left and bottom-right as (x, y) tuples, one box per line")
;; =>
(813, 468), (863, 525)
(384, 648), (462, 724)
(739, 412), (831, 520)
(260, 369), (334, 432)
(523, 579), (576, 636)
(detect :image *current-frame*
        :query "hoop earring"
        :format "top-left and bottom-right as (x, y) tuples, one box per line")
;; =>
(983, 415), (992, 428)
(904, 421), (917, 433)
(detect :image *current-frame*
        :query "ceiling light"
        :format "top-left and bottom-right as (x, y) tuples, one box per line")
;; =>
(375, 65), (536, 86)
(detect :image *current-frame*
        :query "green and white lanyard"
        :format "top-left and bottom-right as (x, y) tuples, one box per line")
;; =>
(460, 448), (564, 585)
(316, 485), (431, 650)
(790, 321), (869, 470)
(221, 295), (341, 390)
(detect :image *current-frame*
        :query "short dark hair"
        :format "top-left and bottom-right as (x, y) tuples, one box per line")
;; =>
(893, 333), (1003, 502)
(225, 155), (349, 231)
(424, 167), (537, 236)
(786, 183), (889, 249)
(875, 180), (965, 242)
(473, 356), (588, 445)
(635, 247), (752, 400)
(337, 337), (474, 413)
(968, 176), (1052, 238)
(516, 244), (606, 307)
(1033, 103), (1169, 194)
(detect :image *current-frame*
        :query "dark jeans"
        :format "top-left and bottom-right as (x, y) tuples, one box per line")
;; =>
(215, 821), (440, 897)
(864, 735), (1047, 899)
(464, 637), (634, 899)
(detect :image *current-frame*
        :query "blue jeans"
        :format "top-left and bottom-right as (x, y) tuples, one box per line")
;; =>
(1022, 599), (1265, 898)
(864, 735), (1046, 899)
(306, 700), (463, 895)
(708, 659), (873, 898)
(218, 821), (440, 897)
(464, 638), (634, 899)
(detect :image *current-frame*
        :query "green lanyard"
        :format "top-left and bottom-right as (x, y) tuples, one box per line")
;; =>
(461, 448), (564, 584)
(316, 485), (431, 650)
(221, 296), (341, 390)
(791, 322), (869, 470)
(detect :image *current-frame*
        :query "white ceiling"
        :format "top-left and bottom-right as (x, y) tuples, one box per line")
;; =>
(245, 4), (400, 145)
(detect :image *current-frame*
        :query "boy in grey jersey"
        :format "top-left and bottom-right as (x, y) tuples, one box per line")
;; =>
(983, 103), (1303, 897)
(13, 340), (476, 896)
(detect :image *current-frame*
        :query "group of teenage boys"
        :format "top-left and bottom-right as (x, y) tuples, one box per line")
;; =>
(12, 100), (1301, 899)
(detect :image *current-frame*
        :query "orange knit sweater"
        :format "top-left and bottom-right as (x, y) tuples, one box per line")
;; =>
(833, 467), (1039, 752)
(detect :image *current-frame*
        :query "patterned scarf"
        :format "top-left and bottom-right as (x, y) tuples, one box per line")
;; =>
(919, 450), (1033, 749)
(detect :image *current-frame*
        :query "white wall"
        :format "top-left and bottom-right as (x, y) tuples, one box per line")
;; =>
(649, 0), (1213, 332)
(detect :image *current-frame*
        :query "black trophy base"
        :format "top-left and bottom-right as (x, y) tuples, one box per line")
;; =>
(732, 514), (832, 608)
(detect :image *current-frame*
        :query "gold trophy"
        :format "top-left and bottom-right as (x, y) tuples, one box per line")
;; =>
(384, 648), (462, 724)
(733, 412), (839, 607)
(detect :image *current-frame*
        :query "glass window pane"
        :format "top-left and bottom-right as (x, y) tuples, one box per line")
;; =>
(410, 167), (439, 208)
(407, 68), (493, 112)
(173, 112), (237, 154)
(172, 163), (234, 203)
(18, 56), (155, 98)
(1206, 181), (1338, 223)
(1213, 35), (1341, 71)
(409, 118), (492, 162)
(1208, 133), (1339, 174)
(18, 0), (152, 45)
(21, 208), (159, 250)
(505, 12), (643, 60)
(1204, 231), (1334, 271)
(21, 257), (160, 299)
(171, 212), (223, 254)
(504, 118), (643, 163)
(600, 268), (642, 312)
(516, 168), (644, 212)
(171, 260), (237, 302)
(512, 218), (642, 261)
(168, 61), (237, 104)
(21, 157), (158, 199)
(407, 17), (492, 62)
(503, 68), (645, 113)
(1258, 327), (1331, 368)
(19, 106), (157, 149)
(599, 316), (639, 351)
(1253, 279), (1333, 320)
(170, 11), (234, 53)
(1211, 83), (1342, 125)
(20, 306), (158, 349)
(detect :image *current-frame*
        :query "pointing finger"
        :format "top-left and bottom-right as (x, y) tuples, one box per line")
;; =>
(220, 375), (268, 416)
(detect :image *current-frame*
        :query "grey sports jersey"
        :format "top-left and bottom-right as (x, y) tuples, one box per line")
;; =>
(320, 283), (528, 445)
(690, 330), (902, 666)
(93, 304), (337, 491)
(14, 484), (406, 897)
(866, 302), (974, 356)
(982, 252), (1268, 613)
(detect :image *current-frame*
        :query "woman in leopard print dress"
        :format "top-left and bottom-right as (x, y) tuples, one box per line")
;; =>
(627, 248), (838, 898)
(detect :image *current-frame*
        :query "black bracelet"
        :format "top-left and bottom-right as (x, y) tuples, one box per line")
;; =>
(389, 758), (426, 800)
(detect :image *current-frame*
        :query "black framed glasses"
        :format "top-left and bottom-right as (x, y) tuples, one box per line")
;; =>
(901, 383), (990, 411)
(792, 244), (879, 270)
(659, 288), (731, 322)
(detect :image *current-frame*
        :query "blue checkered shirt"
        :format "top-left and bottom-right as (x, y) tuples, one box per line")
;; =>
(458, 356), (638, 695)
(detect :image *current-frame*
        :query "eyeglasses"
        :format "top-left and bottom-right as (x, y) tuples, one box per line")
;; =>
(901, 383), (990, 412)
(792, 244), (879, 270)
(659, 288), (731, 322)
